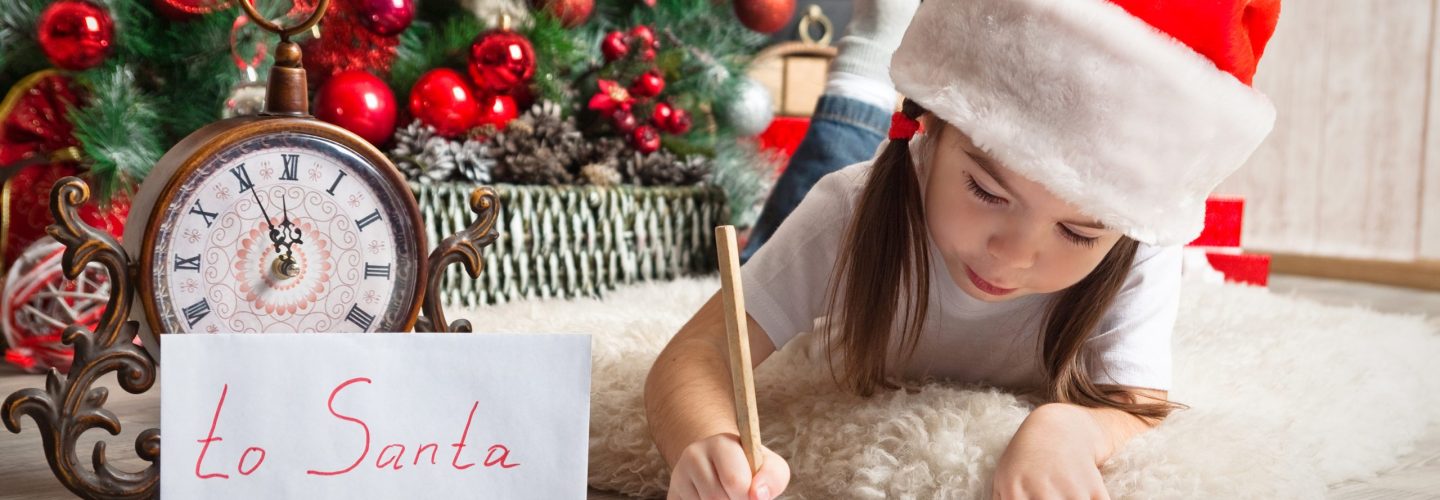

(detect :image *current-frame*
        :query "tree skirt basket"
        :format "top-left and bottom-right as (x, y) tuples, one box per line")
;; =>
(413, 183), (728, 306)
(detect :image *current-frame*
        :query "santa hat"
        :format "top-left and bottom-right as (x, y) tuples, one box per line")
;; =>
(890, 0), (1281, 246)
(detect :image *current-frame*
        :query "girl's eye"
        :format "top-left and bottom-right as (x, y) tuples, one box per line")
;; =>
(1059, 225), (1100, 248)
(965, 175), (1005, 205)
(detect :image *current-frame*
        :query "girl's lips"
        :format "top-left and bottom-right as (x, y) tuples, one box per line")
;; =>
(964, 264), (1016, 296)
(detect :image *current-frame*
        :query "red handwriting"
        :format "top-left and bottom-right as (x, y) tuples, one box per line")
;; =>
(195, 384), (232, 479)
(306, 377), (373, 476)
(194, 379), (522, 479)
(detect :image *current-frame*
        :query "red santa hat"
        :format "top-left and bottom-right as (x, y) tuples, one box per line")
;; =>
(890, 0), (1281, 246)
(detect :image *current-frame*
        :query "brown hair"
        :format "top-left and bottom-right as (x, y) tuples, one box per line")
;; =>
(821, 98), (1184, 421)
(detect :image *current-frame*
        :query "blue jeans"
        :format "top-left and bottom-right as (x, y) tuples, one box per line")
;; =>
(741, 94), (891, 262)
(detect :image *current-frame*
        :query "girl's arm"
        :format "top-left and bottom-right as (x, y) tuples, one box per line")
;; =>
(1029, 388), (1169, 466)
(643, 291), (778, 465)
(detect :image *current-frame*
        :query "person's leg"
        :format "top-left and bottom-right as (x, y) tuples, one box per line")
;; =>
(741, 95), (889, 262)
(740, 0), (920, 262)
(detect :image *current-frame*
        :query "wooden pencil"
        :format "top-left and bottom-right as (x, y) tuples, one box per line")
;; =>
(715, 225), (764, 474)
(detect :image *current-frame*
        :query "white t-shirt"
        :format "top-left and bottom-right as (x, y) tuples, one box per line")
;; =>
(741, 162), (1180, 391)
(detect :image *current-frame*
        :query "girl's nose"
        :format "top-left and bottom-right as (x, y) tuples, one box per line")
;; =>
(987, 227), (1038, 270)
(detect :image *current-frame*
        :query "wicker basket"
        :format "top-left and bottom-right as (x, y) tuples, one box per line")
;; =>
(414, 183), (729, 306)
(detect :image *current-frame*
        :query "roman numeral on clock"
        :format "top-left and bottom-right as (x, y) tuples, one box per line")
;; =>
(355, 210), (382, 231)
(364, 263), (391, 279)
(280, 154), (299, 181)
(189, 200), (218, 228)
(326, 170), (348, 195)
(174, 254), (201, 271)
(345, 304), (376, 331)
(182, 299), (210, 328)
(229, 164), (254, 192)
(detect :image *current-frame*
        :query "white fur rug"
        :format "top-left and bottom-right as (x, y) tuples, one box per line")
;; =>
(455, 278), (1440, 499)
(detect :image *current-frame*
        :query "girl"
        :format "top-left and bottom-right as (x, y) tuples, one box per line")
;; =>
(646, 0), (1281, 498)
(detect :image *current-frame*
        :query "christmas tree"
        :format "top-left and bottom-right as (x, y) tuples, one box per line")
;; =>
(0, 0), (783, 220)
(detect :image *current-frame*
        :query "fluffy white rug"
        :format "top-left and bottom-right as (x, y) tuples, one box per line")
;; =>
(454, 277), (1440, 499)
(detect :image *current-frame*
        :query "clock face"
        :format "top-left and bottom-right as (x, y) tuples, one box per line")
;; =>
(144, 132), (422, 333)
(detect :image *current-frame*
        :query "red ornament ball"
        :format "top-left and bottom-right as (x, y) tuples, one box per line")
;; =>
(630, 70), (665, 99)
(631, 125), (661, 154)
(313, 70), (398, 146)
(734, 0), (795, 34)
(601, 31), (629, 62)
(468, 28), (537, 96)
(476, 94), (519, 132)
(152, 0), (230, 21)
(409, 68), (480, 138)
(357, 0), (415, 36)
(37, 0), (114, 71)
(530, 0), (593, 28)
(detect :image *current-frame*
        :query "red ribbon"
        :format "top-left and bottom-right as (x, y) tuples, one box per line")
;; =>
(889, 112), (921, 140)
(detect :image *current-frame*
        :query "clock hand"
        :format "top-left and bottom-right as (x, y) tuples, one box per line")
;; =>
(251, 187), (286, 255)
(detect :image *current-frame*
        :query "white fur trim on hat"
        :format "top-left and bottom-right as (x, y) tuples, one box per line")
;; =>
(889, 0), (1276, 245)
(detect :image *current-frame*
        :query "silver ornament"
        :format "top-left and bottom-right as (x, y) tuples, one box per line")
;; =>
(222, 81), (267, 118)
(720, 76), (775, 136)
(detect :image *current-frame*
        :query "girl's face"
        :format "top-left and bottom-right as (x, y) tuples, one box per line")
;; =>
(922, 121), (1124, 302)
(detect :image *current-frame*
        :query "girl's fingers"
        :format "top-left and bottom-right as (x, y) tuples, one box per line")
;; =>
(748, 447), (791, 500)
(708, 447), (754, 500)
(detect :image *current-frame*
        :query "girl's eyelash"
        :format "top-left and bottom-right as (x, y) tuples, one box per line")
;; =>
(966, 174), (1099, 248)
(1060, 226), (1099, 248)
(965, 176), (1004, 204)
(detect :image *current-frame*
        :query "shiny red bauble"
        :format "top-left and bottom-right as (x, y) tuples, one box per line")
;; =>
(631, 125), (661, 154)
(357, 0), (415, 36)
(601, 31), (629, 62)
(409, 68), (481, 138)
(468, 29), (537, 96)
(313, 70), (398, 146)
(475, 94), (519, 132)
(630, 70), (665, 99)
(734, 0), (795, 34)
(530, 0), (593, 28)
(37, 0), (114, 71)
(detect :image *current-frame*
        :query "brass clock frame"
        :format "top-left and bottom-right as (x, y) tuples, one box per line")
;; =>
(1, 1), (503, 497)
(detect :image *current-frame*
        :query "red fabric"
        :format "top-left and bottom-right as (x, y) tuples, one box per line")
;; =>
(757, 116), (811, 169)
(1188, 196), (1245, 247)
(1107, 0), (1281, 86)
(1205, 252), (1270, 286)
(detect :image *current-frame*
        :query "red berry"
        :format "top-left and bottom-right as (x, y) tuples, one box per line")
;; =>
(631, 124), (661, 154)
(651, 102), (674, 128)
(638, 47), (656, 62)
(630, 69), (665, 98)
(602, 31), (629, 62)
(668, 107), (692, 134)
(629, 25), (656, 49)
(609, 108), (637, 133)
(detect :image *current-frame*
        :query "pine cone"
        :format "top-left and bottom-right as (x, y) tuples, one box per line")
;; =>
(625, 149), (711, 186)
(488, 100), (585, 185)
(580, 162), (622, 187)
(455, 139), (496, 184)
(390, 121), (458, 185)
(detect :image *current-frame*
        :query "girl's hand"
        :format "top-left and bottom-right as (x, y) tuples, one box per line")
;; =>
(991, 404), (1111, 500)
(667, 433), (790, 500)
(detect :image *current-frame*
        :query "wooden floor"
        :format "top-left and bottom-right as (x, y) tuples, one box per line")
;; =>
(1, 274), (1437, 499)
